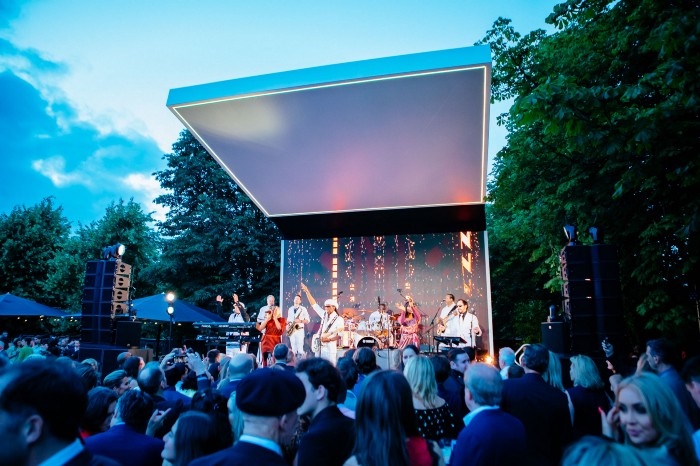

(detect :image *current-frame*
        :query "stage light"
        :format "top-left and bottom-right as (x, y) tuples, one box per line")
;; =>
(167, 306), (174, 315)
(563, 225), (578, 246)
(103, 243), (126, 260)
(166, 292), (176, 304)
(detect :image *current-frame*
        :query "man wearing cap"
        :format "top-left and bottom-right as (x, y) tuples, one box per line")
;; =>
(301, 283), (344, 365)
(189, 368), (306, 466)
(116, 351), (131, 369)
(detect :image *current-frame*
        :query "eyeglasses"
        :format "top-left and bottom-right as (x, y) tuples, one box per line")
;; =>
(324, 305), (333, 308)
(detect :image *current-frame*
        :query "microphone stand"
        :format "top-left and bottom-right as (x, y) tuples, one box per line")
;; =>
(428, 303), (444, 353)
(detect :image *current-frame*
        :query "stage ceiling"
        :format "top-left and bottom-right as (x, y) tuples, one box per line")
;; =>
(167, 45), (491, 239)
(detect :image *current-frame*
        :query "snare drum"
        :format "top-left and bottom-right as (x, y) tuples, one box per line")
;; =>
(353, 334), (382, 349)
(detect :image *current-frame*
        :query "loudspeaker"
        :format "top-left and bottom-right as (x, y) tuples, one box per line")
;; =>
(541, 322), (570, 354)
(79, 346), (125, 376)
(116, 321), (142, 348)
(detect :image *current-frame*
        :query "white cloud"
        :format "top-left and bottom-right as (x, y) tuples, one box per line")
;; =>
(31, 156), (93, 188)
(122, 172), (168, 222)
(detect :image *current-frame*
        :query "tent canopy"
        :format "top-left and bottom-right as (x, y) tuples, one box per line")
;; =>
(0, 293), (68, 317)
(131, 294), (224, 323)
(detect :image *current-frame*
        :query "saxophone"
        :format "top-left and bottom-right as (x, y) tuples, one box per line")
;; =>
(286, 308), (302, 336)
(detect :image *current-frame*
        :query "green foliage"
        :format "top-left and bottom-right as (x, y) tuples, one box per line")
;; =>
(0, 197), (71, 303)
(144, 130), (281, 311)
(480, 0), (700, 347)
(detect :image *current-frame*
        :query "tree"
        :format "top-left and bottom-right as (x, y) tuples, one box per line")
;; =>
(480, 0), (700, 346)
(0, 197), (70, 304)
(145, 130), (281, 311)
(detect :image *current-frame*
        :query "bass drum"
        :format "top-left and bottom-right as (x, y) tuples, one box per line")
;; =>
(353, 334), (382, 349)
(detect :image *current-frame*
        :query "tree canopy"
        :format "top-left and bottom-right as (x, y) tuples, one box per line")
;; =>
(144, 130), (281, 311)
(480, 0), (700, 346)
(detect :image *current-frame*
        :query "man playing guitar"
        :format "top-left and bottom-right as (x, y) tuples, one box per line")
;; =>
(436, 293), (457, 336)
(301, 283), (344, 365)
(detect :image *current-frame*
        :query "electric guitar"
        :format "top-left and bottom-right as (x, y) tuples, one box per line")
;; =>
(436, 305), (457, 335)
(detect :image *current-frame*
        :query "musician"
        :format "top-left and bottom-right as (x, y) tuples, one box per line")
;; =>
(300, 283), (344, 365)
(286, 294), (310, 358)
(397, 296), (421, 349)
(437, 294), (457, 329)
(229, 293), (250, 323)
(443, 299), (481, 349)
(369, 303), (390, 332)
(257, 303), (286, 367)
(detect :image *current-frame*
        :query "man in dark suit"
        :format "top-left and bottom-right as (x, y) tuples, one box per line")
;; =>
(190, 367), (306, 466)
(295, 357), (355, 466)
(0, 360), (118, 466)
(272, 344), (295, 372)
(451, 363), (526, 466)
(500, 344), (573, 466)
(218, 353), (254, 398)
(442, 347), (471, 420)
(84, 390), (164, 466)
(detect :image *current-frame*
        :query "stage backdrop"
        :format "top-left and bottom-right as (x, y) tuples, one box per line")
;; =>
(281, 231), (493, 354)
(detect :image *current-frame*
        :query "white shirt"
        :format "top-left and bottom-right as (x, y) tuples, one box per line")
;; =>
(238, 434), (283, 456)
(444, 311), (481, 346)
(368, 311), (390, 331)
(228, 312), (245, 323)
(287, 305), (310, 328)
(38, 438), (84, 466)
(312, 304), (345, 344)
(439, 303), (457, 320)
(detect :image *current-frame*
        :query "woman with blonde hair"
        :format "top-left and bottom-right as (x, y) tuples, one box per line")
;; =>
(602, 372), (698, 465)
(567, 354), (610, 439)
(543, 350), (574, 424)
(404, 355), (458, 441)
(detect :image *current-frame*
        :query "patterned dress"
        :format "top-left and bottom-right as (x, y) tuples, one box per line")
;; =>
(398, 307), (421, 349)
(415, 404), (458, 441)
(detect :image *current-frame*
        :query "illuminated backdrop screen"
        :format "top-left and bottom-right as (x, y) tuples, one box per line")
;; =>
(281, 230), (492, 353)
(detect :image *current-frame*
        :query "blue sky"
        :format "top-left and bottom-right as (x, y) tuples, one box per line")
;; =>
(0, 0), (558, 227)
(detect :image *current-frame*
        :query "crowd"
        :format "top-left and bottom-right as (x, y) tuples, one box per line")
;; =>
(1, 329), (700, 466)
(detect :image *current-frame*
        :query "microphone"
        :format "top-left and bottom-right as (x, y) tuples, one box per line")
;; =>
(338, 291), (344, 295)
(397, 288), (402, 292)
(441, 299), (445, 302)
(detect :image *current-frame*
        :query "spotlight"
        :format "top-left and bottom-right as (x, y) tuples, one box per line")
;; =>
(166, 292), (176, 304)
(167, 306), (174, 315)
(103, 243), (126, 260)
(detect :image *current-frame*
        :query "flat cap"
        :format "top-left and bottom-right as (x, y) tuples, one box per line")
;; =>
(236, 368), (305, 416)
(117, 352), (131, 363)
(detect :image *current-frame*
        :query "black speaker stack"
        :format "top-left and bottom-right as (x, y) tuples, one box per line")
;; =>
(559, 244), (624, 354)
(81, 260), (132, 345)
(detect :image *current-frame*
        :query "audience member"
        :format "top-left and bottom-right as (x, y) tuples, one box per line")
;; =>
(138, 363), (184, 439)
(207, 349), (221, 380)
(190, 367), (305, 466)
(85, 389), (164, 466)
(450, 363), (525, 466)
(562, 435), (674, 466)
(81, 387), (118, 439)
(646, 338), (700, 429)
(500, 343), (573, 466)
(191, 389), (234, 448)
(404, 355), (459, 441)
(75, 361), (99, 393)
(543, 350), (574, 424)
(498, 347), (515, 379)
(352, 348), (379, 396)
(0, 359), (119, 466)
(103, 370), (131, 397)
(507, 363), (525, 379)
(401, 344), (420, 369)
(218, 353), (254, 398)
(343, 370), (444, 466)
(337, 356), (359, 413)
(295, 357), (355, 466)
(567, 354), (611, 439)
(681, 354), (700, 457)
(161, 411), (229, 466)
(431, 354), (451, 409)
(601, 372), (698, 465)
(116, 351), (131, 369)
(442, 348), (470, 420)
(272, 344), (294, 371)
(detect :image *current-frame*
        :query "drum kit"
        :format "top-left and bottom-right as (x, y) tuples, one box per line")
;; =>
(339, 308), (399, 350)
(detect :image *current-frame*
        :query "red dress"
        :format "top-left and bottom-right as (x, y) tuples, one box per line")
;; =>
(260, 317), (286, 366)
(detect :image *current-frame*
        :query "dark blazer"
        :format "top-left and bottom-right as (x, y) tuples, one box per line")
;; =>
(84, 424), (164, 466)
(296, 405), (355, 466)
(218, 378), (243, 399)
(442, 369), (469, 420)
(65, 448), (121, 466)
(450, 408), (526, 466)
(567, 385), (611, 439)
(189, 441), (288, 466)
(500, 373), (573, 466)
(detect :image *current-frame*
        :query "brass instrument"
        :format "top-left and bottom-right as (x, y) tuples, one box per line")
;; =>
(286, 321), (301, 336)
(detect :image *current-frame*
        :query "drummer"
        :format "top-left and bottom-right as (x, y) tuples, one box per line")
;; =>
(368, 303), (391, 334)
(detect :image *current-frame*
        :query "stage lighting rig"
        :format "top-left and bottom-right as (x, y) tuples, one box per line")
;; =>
(103, 243), (126, 261)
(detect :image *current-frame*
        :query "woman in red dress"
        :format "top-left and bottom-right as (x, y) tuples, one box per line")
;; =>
(257, 305), (286, 367)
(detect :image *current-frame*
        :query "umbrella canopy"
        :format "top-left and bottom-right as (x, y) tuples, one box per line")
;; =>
(131, 294), (224, 323)
(0, 293), (68, 317)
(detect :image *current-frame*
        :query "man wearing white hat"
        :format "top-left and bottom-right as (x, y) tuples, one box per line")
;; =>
(300, 284), (344, 365)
